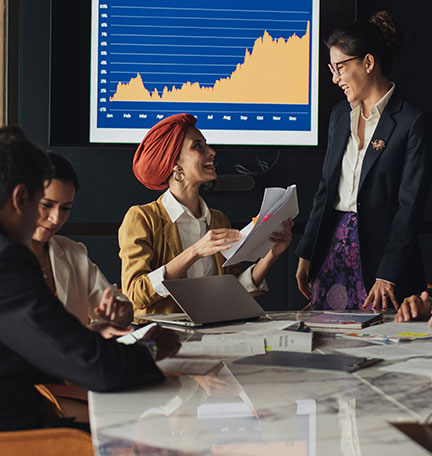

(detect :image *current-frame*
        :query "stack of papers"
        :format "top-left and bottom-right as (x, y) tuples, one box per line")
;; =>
(177, 321), (313, 358)
(222, 185), (298, 266)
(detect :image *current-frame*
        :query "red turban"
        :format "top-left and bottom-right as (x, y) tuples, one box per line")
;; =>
(133, 113), (197, 190)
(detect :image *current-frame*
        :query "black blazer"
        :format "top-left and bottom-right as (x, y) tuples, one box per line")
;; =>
(296, 88), (432, 301)
(0, 226), (164, 431)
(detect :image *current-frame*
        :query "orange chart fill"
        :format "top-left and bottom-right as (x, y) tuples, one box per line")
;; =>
(110, 22), (310, 105)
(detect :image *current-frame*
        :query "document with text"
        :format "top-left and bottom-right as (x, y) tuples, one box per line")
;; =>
(222, 185), (299, 266)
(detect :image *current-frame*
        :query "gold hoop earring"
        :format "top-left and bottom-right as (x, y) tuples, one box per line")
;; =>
(173, 169), (185, 182)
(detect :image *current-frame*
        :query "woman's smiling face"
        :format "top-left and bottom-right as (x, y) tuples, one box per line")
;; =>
(329, 47), (369, 105)
(175, 126), (217, 186)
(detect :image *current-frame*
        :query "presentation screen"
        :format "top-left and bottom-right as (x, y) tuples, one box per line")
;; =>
(90, 0), (319, 145)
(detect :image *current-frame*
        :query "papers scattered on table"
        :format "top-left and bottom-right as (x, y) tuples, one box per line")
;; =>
(380, 358), (432, 377)
(345, 321), (432, 340)
(221, 185), (298, 266)
(157, 358), (223, 376)
(178, 321), (313, 356)
(178, 334), (267, 357)
(335, 342), (432, 360)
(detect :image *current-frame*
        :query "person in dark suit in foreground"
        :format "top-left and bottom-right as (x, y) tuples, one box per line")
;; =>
(0, 126), (180, 432)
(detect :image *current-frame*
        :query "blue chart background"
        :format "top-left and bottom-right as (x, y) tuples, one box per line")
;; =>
(95, 0), (314, 132)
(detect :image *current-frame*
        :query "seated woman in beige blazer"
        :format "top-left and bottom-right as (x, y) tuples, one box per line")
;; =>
(119, 113), (293, 315)
(30, 153), (133, 336)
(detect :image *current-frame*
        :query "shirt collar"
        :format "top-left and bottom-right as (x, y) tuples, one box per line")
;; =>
(350, 81), (396, 116)
(162, 189), (211, 224)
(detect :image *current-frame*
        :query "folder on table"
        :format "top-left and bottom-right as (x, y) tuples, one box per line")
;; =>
(235, 351), (382, 373)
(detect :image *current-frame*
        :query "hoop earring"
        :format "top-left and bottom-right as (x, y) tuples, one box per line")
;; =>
(173, 170), (185, 182)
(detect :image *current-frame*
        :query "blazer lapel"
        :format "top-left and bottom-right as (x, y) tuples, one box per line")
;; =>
(156, 198), (183, 258)
(208, 212), (224, 274)
(327, 111), (351, 193)
(48, 237), (71, 306)
(358, 91), (402, 192)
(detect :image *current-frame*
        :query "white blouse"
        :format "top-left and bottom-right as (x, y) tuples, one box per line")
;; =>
(334, 83), (395, 212)
(148, 190), (267, 297)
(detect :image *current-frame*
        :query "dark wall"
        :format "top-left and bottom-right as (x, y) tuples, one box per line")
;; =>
(14, 0), (432, 310)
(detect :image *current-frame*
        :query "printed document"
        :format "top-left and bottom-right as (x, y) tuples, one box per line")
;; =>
(222, 185), (299, 266)
(177, 334), (266, 357)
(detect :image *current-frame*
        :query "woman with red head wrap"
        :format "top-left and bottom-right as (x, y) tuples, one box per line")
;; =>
(119, 114), (293, 314)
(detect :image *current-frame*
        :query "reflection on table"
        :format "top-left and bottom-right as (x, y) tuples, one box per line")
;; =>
(90, 312), (431, 456)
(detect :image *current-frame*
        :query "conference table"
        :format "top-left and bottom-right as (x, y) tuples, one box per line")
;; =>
(89, 312), (432, 455)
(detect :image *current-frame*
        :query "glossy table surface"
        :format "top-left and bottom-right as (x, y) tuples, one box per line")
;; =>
(89, 312), (432, 455)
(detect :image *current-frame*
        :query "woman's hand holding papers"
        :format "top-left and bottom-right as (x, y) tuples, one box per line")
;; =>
(395, 291), (432, 324)
(191, 228), (241, 258)
(251, 218), (294, 287)
(268, 219), (294, 258)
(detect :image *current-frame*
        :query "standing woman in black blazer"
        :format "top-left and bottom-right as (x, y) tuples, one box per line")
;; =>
(296, 11), (432, 311)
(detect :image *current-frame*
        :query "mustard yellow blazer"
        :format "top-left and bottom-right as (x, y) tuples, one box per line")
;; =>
(118, 195), (244, 314)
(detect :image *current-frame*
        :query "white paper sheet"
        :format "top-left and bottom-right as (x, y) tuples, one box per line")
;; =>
(380, 358), (432, 376)
(222, 185), (299, 266)
(177, 335), (266, 357)
(353, 321), (432, 339)
(336, 341), (432, 360)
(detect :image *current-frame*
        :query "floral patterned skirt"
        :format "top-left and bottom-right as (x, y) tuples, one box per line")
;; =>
(311, 211), (368, 311)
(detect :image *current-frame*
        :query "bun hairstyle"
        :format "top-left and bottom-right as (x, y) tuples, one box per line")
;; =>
(326, 11), (405, 77)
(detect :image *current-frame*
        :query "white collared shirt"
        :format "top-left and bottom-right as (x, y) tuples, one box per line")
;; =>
(148, 190), (267, 296)
(334, 83), (396, 212)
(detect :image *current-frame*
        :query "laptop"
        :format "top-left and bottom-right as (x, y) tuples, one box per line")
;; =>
(141, 275), (266, 327)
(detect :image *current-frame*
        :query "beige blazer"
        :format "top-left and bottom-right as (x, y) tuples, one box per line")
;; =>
(118, 195), (244, 314)
(48, 235), (114, 325)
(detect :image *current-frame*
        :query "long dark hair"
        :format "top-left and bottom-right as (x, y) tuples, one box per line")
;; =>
(326, 11), (405, 77)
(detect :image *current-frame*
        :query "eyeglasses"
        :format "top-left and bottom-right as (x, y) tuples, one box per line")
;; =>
(328, 57), (359, 77)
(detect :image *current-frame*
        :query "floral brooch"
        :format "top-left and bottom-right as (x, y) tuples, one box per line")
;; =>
(371, 139), (386, 151)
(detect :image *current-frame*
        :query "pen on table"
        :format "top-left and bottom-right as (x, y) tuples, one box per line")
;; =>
(364, 338), (393, 345)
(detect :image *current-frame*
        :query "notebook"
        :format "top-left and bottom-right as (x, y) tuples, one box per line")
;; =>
(304, 312), (384, 330)
(140, 275), (266, 327)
